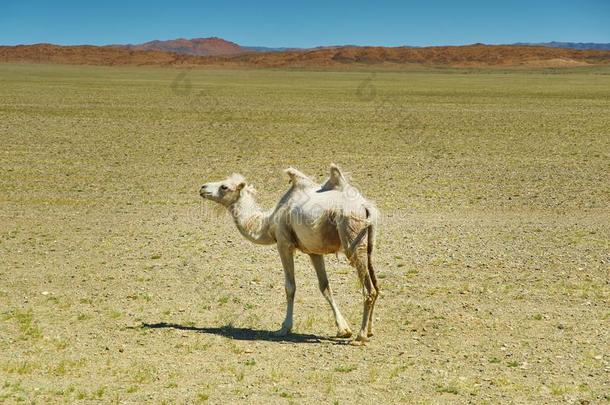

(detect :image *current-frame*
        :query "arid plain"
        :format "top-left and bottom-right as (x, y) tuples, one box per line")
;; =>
(1, 63), (609, 403)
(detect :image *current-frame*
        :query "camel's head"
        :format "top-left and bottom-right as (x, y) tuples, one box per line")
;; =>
(200, 173), (248, 206)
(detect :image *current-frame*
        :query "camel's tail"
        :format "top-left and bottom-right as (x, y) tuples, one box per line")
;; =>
(364, 204), (379, 292)
(346, 203), (379, 274)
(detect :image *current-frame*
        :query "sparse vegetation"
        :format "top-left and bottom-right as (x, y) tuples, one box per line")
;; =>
(334, 364), (357, 373)
(436, 385), (459, 395)
(6, 309), (43, 340)
(0, 63), (608, 403)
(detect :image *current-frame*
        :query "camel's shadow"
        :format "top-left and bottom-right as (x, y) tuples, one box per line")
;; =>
(141, 322), (345, 344)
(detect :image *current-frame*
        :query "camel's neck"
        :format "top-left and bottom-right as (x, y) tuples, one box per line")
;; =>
(229, 192), (275, 245)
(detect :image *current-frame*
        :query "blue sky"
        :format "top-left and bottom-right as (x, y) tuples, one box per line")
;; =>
(1, 1), (609, 47)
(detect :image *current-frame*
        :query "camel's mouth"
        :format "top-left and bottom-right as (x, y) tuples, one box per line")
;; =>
(199, 188), (213, 199)
(199, 191), (221, 204)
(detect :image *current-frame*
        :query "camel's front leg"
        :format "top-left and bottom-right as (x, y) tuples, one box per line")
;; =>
(275, 244), (296, 336)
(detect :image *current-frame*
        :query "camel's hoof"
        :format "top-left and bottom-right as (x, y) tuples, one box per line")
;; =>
(355, 334), (369, 344)
(336, 329), (353, 338)
(273, 328), (291, 337)
(349, 339), (366, 346)
(367, 331), (374, 337)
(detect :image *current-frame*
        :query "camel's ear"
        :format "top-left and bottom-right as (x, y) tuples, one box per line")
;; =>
(236, 181), (246, 191)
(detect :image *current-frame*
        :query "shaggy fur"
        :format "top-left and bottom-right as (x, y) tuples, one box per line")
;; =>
(199, 164), (380, 343)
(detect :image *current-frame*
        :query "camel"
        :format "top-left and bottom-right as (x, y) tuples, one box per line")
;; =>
(199, 164), (380, 343)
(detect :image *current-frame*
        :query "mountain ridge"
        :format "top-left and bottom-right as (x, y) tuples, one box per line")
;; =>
(107, 37), (610, 55)
(513, 42), (610, 51)
(115, 37), (245, 56)
(2, 41), (610, 68)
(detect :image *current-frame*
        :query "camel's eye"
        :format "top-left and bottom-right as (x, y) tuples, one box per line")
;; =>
(220, 185), (228, 191)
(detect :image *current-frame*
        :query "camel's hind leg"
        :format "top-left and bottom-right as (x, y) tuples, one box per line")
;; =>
(337, 217), (377, 343)
(366, 259), (379, 337)
(309, 254), (352, 338)
(353, 250), (377, 343)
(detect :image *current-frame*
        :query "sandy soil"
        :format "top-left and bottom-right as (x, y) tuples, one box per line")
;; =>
(0, 64), (608, 404)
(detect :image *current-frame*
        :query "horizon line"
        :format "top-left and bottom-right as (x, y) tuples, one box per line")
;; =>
(3, 37), (610, 49)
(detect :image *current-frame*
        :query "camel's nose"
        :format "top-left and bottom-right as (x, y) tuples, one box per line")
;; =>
(199, 184), (208, 196)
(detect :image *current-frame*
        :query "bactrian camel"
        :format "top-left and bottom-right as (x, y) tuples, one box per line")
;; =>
(199, 164), (380, 343)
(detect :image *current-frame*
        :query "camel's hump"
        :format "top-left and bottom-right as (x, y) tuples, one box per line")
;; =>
(284, 167), (317, 188)
(320, 163), (349, 192)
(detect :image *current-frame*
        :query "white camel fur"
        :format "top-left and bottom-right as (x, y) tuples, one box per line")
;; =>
(199, 164), (380, 343)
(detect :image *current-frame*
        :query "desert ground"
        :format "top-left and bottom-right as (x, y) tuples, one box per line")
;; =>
(0, 63), (609, 404)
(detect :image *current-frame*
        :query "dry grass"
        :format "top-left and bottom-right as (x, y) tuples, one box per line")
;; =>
(0, 63), (609, 403)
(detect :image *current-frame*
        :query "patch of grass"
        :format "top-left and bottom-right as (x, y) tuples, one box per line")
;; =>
(403, 268), (419, 278)
(2, 360), (38, 375)
(92, 387), (105, 399)
(549, 385), (570, 396)
(390, 364), (410, 379)
(130, 363), (158, 384)
(51, 358), (86, 376)
(368, 368), (379, 384)
(229, 366), (245, 382)
(334, 364), (357, 373)
(140, 293), (152, 302)
(279, 391), (294, 399)
(0, 380), (26, 402)
(507, 361), (519, 368)
(52, 337), (69, 350)
(76, 313), (91, 321)
(269, 369), (283, 383)
(52, 361), (68, 376)
(532, 313), (543, 320)
(302, 314), (317, 330)
(489, 357), (501, 364)
(227, 341), (243, 354)
(436, 385), (459, 394)
(10, 308), (43, 340)
(195, 391), (209, 403)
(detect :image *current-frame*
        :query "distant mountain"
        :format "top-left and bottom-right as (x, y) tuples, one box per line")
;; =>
(113, 38), (610, 56)
(513, 42), (610, 51)
(2, 43), (610, 68)
(93, 37), (610, 56)
(243, 46), (301, 53)
(116, 37), (246, 56)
